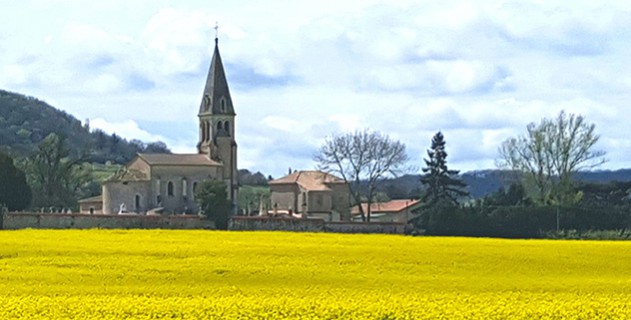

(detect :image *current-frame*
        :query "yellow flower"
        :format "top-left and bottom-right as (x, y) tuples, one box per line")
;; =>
(0, 230), (628, 319)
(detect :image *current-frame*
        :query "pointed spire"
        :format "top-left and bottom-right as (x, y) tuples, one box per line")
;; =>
(198, 27), (234, 116)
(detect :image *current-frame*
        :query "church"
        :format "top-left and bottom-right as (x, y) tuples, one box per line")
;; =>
(82, 37), (238, 215)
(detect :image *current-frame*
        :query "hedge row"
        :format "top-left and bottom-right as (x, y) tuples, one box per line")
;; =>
(418, 206), (631, 238)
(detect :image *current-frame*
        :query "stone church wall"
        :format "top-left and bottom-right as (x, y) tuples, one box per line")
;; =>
(151, 165), (221, 214)
(103, 181), (151, 214)
(2, 212), (214, 230)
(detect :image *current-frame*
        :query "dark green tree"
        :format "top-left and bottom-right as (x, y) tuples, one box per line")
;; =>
(0, 152), (32, 211)
(414, 132), (468, 231)
(195, 179), (232, 230)
(482, 183), (531, 206)
(420, 132), (468, 206)
(22, 133), (91, 209)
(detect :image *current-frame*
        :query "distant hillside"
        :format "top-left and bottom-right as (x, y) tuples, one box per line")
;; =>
(238, 169), (269, 186)
(0, 89), (170, 163)
(378, 169), (631, 200)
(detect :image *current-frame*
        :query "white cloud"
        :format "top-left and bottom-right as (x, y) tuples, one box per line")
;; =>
(141, 9), (213, 75)
(261, 116), (304, 133)
(3, 0), (631, 178)
(1, 65), (27, 86)
(90, 118), (166, 142)
(89, 74), (122, 93)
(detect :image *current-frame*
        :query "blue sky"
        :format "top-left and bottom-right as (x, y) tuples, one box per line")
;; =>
(2, 0), (631, 177)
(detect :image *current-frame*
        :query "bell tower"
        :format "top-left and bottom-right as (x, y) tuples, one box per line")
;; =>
(197, 36), (238, 204)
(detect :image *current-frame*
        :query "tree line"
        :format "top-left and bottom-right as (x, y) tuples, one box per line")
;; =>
(315, 110), (629, 237)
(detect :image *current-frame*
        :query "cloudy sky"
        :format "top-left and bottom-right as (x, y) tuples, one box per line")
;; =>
(2, 0), (631, 177)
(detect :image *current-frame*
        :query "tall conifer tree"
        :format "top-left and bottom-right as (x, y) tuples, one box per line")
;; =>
(420, 132), (468, 206)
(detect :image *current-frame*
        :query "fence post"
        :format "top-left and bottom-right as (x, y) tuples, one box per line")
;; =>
(556, 206), (560, 232)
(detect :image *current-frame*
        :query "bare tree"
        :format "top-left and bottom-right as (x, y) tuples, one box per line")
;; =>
(314, 130), (409, 222)
(498, 111), (606, 205)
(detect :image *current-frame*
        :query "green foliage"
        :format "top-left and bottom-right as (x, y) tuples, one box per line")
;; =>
(0, 152), (32, 211)
(543, 229), (631, 240)
(195, 180), (232, 229)
(0, 89), (170, 165)
(482, 183), (532, 206)
(417, 205), (631, 238)
(21, 133), (91, 209)
(420, 132), (468, 207)
(238, 169), (269, 186)
(498, 111), (606, 206)
(414, 132), (469, 230)
(238, 185), (270, 215)
(89, 162), (124, 182)
(575, 181), (631, 206)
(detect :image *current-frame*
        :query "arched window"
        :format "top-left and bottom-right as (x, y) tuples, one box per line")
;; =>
(204, 95), (211, 110)
(217, 121), (223, 131)
(192, 182), (198, 195)
(135, 194), (141, 212)
(224, 121), (230, 135)
(220, 98), (226, 112)
(167, 181), (174, 196)
(182, 179), (188, 197)
(206, 121), (211, 141)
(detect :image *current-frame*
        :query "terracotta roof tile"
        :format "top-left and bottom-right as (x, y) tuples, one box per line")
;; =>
(269, 170), (346, 191)
(138, 153), (221, 166)
(351, 199), (421, 215)
(106, 168), (150, 182)
(78, 195), (103, 203)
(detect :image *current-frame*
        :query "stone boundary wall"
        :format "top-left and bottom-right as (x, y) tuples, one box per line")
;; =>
(2, 212), (214, 230)
(325, 221), (407, 234)
(2, 213), (406, 234)
(229, 216), (326, 232)
(229, 216), (406, 234)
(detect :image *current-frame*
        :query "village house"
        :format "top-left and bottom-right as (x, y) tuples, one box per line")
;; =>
(351, 199), (421, 223)
(78, 195), (103, 214)
(268, 170), (350, 221)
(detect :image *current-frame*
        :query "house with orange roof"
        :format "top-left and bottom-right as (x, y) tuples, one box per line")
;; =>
(268, 170), (350, 221)
(351, 199), (422, 223)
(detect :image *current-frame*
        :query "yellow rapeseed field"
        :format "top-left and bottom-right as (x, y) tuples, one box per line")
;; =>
(0, 229), (629, 319)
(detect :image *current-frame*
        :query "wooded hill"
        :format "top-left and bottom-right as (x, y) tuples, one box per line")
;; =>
(377, 169), (631, 200)
(0, 89), (170, 164)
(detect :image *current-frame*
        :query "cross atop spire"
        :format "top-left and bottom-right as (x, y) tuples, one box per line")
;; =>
(214, 21), (219, 44)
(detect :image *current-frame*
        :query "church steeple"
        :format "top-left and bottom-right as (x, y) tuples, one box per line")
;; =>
(198, 37), (235, 117)
(196, 34), (238, 207)
(197, 36), (236, 156)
